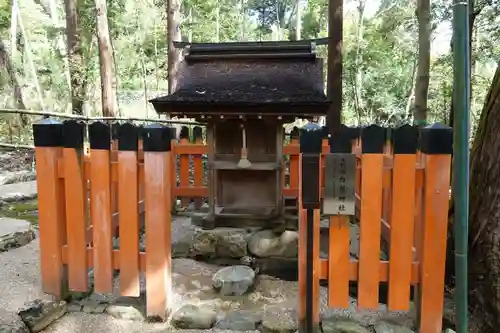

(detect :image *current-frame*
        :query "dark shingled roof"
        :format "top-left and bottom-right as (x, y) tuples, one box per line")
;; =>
(150, 41), (330, 116)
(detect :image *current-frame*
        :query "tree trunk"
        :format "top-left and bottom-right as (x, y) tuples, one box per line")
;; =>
(467, 61), (500, 332)
(167, 0), (181, 94)
(414, 0), (430, 124)
(64, 0), (86, 115)
(353, 0), (365, 120)
(326, 0), (343, 135)
(295, 0), (301, 40)
(0, 39), (28, 125)
(95, 0), (117, 117)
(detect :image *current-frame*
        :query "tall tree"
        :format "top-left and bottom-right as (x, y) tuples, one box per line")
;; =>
(414, 0), (430, 124)
(0, 39), (28, 125)
(326, 0), (342, 134)
(468, 61), (500, 333)
(167, 0), (181, 94)
(95, 0), (118, 117)
(64, 0), (86, 115)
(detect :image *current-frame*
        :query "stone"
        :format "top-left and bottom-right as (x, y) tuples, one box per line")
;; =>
(87, 293), (110, 304)
(190, 228), (217, 256)
(18, 300), (67, 333)
(214, 310), (261, 330)
(0, 321), (30, 333)
(82, 303), (107, 314)
(171, 304), (217, 329)
(67, 303), (83, 312)
(374, 321), (414, 333)
(0, 309), (29, 333)
(443, 329), (456, 333)
(105, 296), (146, 322)
(0, 219), (35, 252)
(248, 229), (298, 258)
(261, 307), (298, 333)
(0, 181), (38, 206)
(321, 316), (370, 333)
(212, 265), (256, 296)
(190, 228), (248, 258)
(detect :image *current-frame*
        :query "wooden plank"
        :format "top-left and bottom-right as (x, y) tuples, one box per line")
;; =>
(172, 143), (208, 155)
(59, 248), (421, 285)
(118, 150), (141, 297)
(357, 153), (384, 309)
(179, 137), (190, 207)
(90, 149), (114, 293)
(35, 144), (68, 298)
(328, 215), (350, 307)
(63, 144), (88, 292)
(144, 151), (171, 320)
(418, 153), (451, 333)
(319, 259), (420, 284)
(387, 154), (417, 311)
(289, 139), (299, 191)
(192, 131), (204, 210)
(313, 208), (321, 321)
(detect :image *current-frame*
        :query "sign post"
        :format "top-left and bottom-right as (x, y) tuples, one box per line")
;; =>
(299, 124), (322, 333)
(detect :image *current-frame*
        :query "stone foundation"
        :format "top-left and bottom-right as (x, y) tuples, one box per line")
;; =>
(171, 213), (374, 280)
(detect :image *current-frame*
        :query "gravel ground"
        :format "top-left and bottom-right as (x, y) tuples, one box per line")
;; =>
(0, 236), (415, 333)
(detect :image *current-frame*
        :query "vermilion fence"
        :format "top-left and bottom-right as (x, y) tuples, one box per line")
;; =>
(33, 120), (452, 333)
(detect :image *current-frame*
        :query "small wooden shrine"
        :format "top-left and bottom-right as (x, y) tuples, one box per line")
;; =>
(150, 41), (330, 229)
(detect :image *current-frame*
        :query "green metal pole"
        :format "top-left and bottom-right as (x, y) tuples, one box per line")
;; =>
(452, 0), (470, 332)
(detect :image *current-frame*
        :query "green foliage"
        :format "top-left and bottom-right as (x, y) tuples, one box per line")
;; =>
(0, 0), (497, 134)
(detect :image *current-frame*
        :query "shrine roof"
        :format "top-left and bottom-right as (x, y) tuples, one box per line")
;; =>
(150, 41), (330, 117)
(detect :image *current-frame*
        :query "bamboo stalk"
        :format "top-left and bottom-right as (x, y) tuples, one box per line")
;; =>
(0, 108), (204, 126)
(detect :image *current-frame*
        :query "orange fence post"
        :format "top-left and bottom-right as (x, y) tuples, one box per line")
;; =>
(387, 125), (418, 311)
(111, 123), (119, 215)
(179, 126), (190, 208)
(357, 125), (385, 309)
(417, 124), (453, 333)
(289, 127), (299, 192)
(63, 120), (89, 292)
(34, 119), (68, 299)
(192, 126), (204, 210)
(88, 122), (114, 293)
(143, 124), (172, 320)
(327, 125), (353, 308)
(118, 123), (141, 297)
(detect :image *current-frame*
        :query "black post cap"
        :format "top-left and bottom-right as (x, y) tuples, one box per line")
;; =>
(193, 126), (203, 140)
(118, 123), (139, 151)
(300, 124), (323, 154)
(142, 124), (172, 152)
(111, 122), (120, 140)
(361, 124), (386, 154)
(347, 126), (361, 141)
(137, 124), (144, 138)
(290, 126), (300, 139)
(393, 124), (418, 154)
(419, 123), (453, 155)
(88, 122), (111, 150)
(180, 126), (190, 140)
(63, 120), (85, 149)
(33, 118), (63, 147)
(330, 124), (352, 153)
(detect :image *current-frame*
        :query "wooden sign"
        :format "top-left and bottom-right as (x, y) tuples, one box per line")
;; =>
(323, 153), (356, 216)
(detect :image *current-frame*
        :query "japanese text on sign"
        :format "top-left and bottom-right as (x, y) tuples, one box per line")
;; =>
(323, 153), (356, 216)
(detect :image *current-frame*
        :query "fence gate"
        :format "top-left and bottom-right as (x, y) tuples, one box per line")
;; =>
(297, 124), (453, 333)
